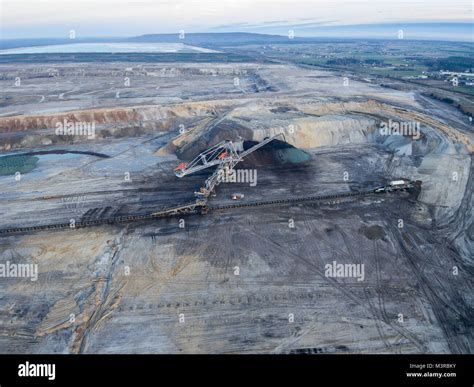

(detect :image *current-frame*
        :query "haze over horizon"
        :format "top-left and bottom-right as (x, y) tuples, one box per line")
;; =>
(1, 0), (472, 40)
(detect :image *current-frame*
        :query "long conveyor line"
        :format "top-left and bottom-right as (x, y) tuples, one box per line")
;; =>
(0, 187), (398, 235)
(209, 189), (374, 210)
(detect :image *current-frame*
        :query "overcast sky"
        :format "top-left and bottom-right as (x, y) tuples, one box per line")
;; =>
(1, 0), (472, 38)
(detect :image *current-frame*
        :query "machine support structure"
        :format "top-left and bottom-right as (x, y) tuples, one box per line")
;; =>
(174, 133), (285, 205)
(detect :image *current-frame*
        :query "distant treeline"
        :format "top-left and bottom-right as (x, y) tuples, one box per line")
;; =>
(326, 58), (385, 66)
(423, 56), (473, 72)
(326, 58), (359, 65)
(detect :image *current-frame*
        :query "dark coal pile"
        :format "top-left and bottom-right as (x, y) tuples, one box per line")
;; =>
(176, 120), (252, 161)
(240, 139), (311, 167)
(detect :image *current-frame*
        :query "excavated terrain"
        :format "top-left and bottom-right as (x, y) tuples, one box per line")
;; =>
(0, 62), (472, 354)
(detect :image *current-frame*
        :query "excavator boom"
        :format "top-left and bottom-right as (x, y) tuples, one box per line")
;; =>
(174, 133), (285, 202)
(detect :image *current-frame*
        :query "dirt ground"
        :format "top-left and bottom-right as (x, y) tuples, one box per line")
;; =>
(0, 62), (472, 353)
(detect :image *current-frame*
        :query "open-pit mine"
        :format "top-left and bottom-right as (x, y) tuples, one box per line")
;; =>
(0, 56), (472, 354)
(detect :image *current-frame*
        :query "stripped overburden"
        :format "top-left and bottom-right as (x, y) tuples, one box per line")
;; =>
(0, 52), (472, 354)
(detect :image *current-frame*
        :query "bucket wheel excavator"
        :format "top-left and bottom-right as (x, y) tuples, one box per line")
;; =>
(174, 133), (285, 212)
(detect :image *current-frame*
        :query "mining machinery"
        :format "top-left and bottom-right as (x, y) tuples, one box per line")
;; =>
(174, 133), (285, 208)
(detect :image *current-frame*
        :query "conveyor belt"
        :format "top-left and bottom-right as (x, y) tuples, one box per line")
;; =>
(0, 187), (404, 236)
